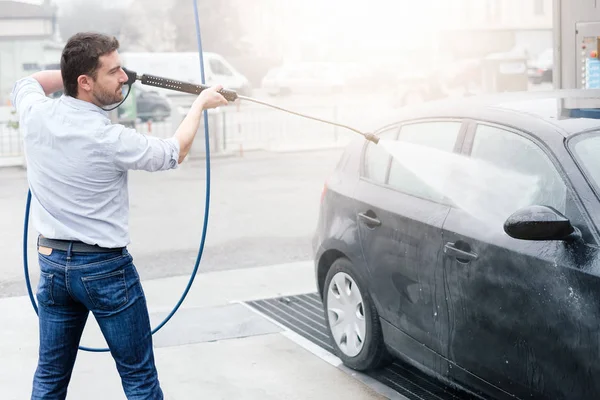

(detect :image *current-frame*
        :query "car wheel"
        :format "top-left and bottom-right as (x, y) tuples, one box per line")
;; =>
(238, 85), (253, 97)
(324, 258), (390, 371)
(530, 77), (542, 85)
(151, 106), (170, 122)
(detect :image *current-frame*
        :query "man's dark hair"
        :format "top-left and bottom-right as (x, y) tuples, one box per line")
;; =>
(60, 32), (120, 97)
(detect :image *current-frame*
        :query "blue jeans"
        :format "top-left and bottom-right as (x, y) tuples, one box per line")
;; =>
(31, 244), (163, 400)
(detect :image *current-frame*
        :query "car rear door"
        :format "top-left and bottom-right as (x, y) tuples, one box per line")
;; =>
(355, 120), (466, 360)
(441, 122), (600, 399)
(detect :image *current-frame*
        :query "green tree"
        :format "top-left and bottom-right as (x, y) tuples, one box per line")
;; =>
(57, 0), (128, 44)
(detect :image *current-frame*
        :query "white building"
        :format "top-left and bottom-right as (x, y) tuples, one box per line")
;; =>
(232, 0), (553, 66)
(0, 0), (62, 105)
(441, 0), (553, 60)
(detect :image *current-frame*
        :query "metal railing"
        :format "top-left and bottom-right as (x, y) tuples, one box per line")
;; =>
(0, 120), (22, 156)
(0, 112), (23, 167)
(0, 100), (399, 167)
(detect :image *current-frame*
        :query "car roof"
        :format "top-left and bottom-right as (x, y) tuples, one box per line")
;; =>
(390, 90), (600, 138)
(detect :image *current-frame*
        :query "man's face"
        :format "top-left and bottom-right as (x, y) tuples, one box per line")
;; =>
(90, 50), (128, 106)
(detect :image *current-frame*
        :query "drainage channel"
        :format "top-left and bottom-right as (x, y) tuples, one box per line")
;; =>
(246, 293), (478, 400)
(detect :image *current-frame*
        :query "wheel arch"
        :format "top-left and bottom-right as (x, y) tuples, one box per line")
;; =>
(317, 249), (348, 298)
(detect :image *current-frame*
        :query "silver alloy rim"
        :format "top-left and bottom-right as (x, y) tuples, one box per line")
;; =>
(326, 272), (366, 357)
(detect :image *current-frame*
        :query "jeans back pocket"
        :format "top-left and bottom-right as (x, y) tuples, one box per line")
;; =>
(37, 272), (55, 306)
(81, 270), (128, 311)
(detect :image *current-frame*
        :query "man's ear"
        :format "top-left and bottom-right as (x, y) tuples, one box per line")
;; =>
(77, 75), (93, 94)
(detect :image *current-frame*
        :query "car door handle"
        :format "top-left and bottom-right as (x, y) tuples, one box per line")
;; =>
(358, 212), (381, 227)
(444, 243), (478, 262)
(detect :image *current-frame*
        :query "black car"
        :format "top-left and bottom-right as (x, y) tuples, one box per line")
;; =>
(528, 49), (553, 85)
(49, 86), (172, 122)
(392, 59), (482, 107)
(119, 86), (172, 122)
(313, 92), (600, 400)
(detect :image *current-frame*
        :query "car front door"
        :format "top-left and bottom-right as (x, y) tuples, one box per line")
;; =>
(355, 120), (465, 361)
(207, 58), (236, 89)
(441, 122), (600, 399)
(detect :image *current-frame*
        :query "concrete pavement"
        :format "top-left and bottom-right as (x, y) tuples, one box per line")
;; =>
(0, 149), (345, 298)
(1, 261), (401, 399)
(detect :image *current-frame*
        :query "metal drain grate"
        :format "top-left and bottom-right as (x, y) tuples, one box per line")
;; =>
(246, 293), (477, 400)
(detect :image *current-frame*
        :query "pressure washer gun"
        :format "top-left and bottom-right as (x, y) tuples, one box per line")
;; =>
(124, 68), (238, 102)
(122, 68), (379, 144)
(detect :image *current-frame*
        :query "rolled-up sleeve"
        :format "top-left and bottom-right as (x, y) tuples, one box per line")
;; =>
(10, 77), (48, 122)
(113, 126), (180, 172)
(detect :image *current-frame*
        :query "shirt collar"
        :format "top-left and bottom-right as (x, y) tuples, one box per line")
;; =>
(61, 95), (109, 117)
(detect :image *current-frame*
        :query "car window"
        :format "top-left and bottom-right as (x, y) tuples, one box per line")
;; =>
(387, 121), (461, 202)
(571, 132), (600, 195)
(362, 128), (399, 184)
(471, 125), (567, 213)
(210, 59), (233, 76)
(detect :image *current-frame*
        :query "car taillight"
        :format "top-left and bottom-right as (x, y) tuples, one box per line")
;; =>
(321, 183), (327, 203)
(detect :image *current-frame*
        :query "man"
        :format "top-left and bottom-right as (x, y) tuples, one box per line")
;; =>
(11, 32), (228, 399)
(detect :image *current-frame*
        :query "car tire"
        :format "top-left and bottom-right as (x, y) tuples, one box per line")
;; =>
(238, 85), (253, 97)
(151, 106), (170, 122)
(530, 77), (542, 85)
(323, 257), (391, 371)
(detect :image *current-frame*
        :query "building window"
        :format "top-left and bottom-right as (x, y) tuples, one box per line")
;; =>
(464, 0), (472, 24)
(534, 0), (545, 15)
(486, 0), (501, 23)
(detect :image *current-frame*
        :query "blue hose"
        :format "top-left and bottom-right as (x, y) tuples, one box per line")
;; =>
(23, 0), (211, 352)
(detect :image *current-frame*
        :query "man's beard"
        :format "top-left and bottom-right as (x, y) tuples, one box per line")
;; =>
(93, 85), (123, 106)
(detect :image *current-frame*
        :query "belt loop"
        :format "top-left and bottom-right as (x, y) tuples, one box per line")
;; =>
(121, 248), (127, 256)
(67, 241), (74, 261)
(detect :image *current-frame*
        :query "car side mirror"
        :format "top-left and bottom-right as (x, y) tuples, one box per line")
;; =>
(504, 205), (580, 241)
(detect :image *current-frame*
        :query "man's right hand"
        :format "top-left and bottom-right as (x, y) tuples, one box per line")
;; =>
(175, 84), (229, 164)
(193, 85), (228, 110)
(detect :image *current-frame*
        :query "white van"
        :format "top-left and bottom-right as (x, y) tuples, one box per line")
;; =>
(120, 52), (251, 96)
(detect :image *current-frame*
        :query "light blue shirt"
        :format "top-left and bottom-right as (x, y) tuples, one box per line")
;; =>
(11, 77), (180, 248)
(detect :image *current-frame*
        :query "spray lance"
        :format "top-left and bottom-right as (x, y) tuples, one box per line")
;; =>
(121, 67), (380, 144)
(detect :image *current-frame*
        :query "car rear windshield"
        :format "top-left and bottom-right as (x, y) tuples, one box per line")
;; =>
(570, 132), (600, 195)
